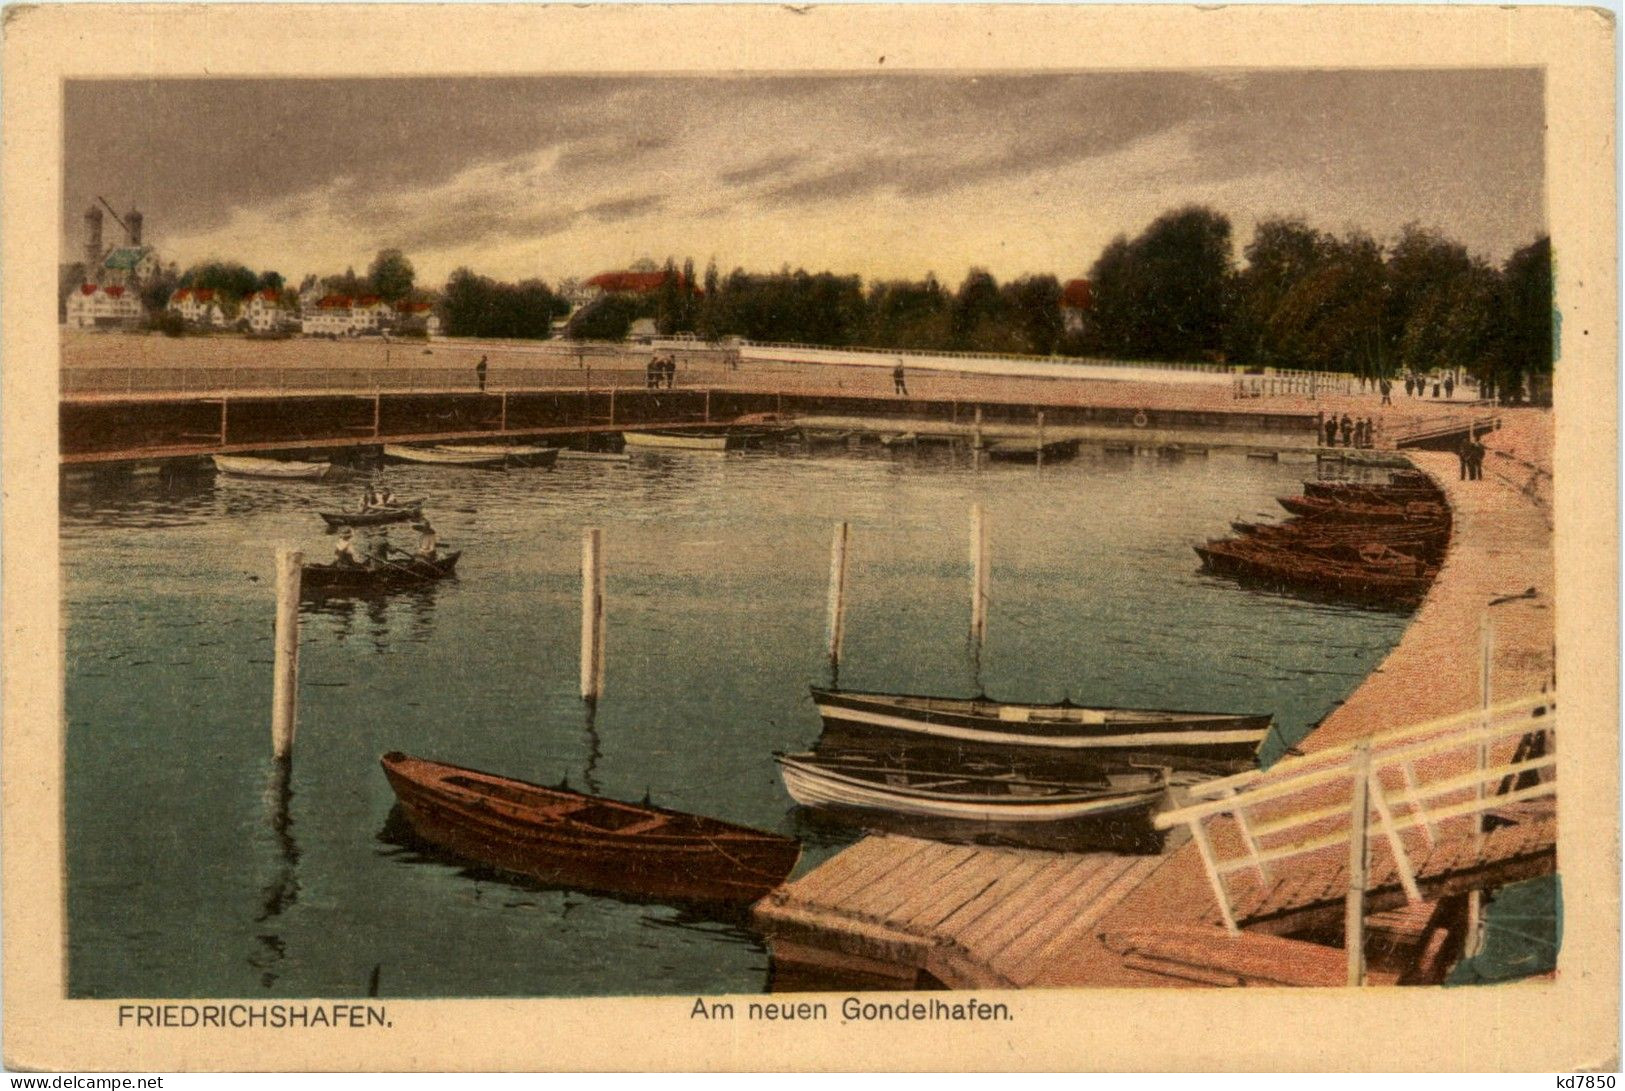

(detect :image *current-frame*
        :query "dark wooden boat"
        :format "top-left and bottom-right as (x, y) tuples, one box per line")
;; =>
(318, 500), (425, 527)
(1228, 518), (1449, 560)
(1278, 495), (1446, 522)
(381, 752), (801, 905)
(776, 750), (1169, 852)
(301, 550), (461, 593)
(1194, 539), (1434, 608)
(808, 687), (1270, 768)
(1303, 481), (1440, 504)
(985, 438), (1081, 463)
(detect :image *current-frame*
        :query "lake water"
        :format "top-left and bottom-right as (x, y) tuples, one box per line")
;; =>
(63, 444), (1410, 998)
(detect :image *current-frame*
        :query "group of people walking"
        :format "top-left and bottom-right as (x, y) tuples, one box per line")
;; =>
(1376, 374), (1457, 406)
(1321, 413), (1378, 449)
(646, 354), (677, 389)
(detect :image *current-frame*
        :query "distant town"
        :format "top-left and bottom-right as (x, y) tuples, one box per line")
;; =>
(60, 198), (1554, 404)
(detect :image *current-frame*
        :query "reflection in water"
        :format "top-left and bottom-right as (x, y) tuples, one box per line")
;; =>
(581, 700), (603, 796)
(66, 445), (1415, 998)
(250, 757), (300, 989)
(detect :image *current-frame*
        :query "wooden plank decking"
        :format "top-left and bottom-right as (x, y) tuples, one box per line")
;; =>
(753, 835), (1165, 989)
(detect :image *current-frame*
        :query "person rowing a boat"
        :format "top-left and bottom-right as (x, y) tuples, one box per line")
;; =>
(333, 527), (365, 567)
(410, 519), (438, 561)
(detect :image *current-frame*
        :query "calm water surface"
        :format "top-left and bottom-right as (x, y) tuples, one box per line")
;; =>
(64, 445), (1409, 998)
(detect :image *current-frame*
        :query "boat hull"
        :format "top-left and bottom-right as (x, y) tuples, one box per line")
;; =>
(435, 444), (560, 468)
(301, 550), (461, 593)
(318, 501), (424, 527)
(381, 753), (800, 906)
(212, 455), (331, 480)
(383, 444), (506, 467)
(777, 754), (1167, 852)
(809, 687), (1269, 769)
(622, 431), (733, 451)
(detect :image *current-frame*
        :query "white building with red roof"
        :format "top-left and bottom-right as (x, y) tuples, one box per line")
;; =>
(167, 288), (226, 328)
(66, 283), (145, 330)
(301, 294), (355, 336)
(242, 289), (289, 333)
(350, 296), (396, 331)
(393, 300), (442, 338)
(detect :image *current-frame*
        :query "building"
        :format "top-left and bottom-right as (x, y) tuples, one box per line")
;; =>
(583, 270), (689, 297)
(80, 204), (158, 288)
(101, 245), (159, 288)
(350, 296), (395, 331)
(65, 283), (144, 330)
(242, 290), (288, 333)
(1060, 278), (1094, 336)
(301, 294), (355, 336)
(394, 300), (441, 338)
(168, 288), (226, 328)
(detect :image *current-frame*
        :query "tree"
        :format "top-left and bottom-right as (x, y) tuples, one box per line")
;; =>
(179, 261), (258, 301)
(1495, 236), (1552, 403)
(1084, 206), (1233, 360)
(1001, 275), (1064, 356)
(140, 265), (182, 316)
(324, 266), (364, 298)
(1228, 217), (1331, 366)
(441, 267), (568, 339)
(567, 295), (642, 341)
(367, 249), (415, 302)
(258, 270), (285, 293)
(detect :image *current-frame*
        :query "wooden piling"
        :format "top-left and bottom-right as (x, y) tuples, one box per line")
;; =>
(969, 504), (989, 650)
(826, 521), (850, 678)
(1036, 411), (1045, 470)
(581, 528), (605, 701)
(270, 549), (302, 762)
(1345, 740), (1372, 986)
(973, 406), (984, 452)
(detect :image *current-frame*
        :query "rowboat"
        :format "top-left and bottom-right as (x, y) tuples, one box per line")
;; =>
(381, 752), (801, 906)
(1278, 495), (1445, 522)
(557, 449), (633, 463)
(212, 454), (332, 480)
(318, 499), (425, 527)
(1303, 481), (1440, 504)
(985, 438), (1081, 463)
(1194, 540), (1434, 609)
(435, 444), (560, 468)
(383, 444), (506, 467)
(300, 550), (461, 593)
(776, 751), (1169, 852)
(808, 687), (1271, 768)
(621, 430), (733, 452)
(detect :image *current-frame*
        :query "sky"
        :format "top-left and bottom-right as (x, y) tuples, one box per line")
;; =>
(63, 71), (1545, 289)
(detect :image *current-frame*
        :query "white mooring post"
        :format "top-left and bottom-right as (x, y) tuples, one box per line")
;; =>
(580, 528), (606, 701)
(826, 521), (850, 679)
(270, 549), (303, 762)
(969, 503), (989, 652)
(1345, 740), (1373, 986)
(1466, 613), (1495, 954)
(1036, 411), (1046, 470)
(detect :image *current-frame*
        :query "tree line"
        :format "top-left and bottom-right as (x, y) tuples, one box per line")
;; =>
(441, 206), (1551, 401)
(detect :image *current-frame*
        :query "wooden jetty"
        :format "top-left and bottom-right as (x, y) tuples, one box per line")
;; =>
(755, 837), (1164, 990)
(754, 426), (1561, 990)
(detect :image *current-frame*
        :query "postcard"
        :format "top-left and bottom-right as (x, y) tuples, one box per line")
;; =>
(3, 3), (1617, 1072)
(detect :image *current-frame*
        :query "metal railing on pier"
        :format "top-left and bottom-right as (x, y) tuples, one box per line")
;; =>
(1154, 688), (1556, 980)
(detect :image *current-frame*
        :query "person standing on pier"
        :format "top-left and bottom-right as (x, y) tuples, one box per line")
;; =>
(1339, 414), (1353, 447)
(1457, 437), (1471, 480)
(665, 354), (678, 389)
(1379, 378), (1393, 405)
(1323, 415), (1338, 447)
(893, 358), (908, 396)
(1445, 375), (1456, 399)
(1469, 438), (1487, 481)
(476, 355), (489, 393)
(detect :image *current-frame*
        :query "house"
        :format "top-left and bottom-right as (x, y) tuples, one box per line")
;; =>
(242, 290), (287, 333)
(301, 295), (355, 336)
(394, 300), (441, 338)
(1060, 278), (1094, 336)
(66, 283), (145, 330)
(350, 296), (396, 332)
(584, 270), (689, 296)
(101, 246), (160, 288)
(167, 288), (227, 328)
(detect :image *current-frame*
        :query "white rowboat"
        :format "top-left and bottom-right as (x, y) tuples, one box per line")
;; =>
(622, 431), (732, 452)
(212, 455), (332, 480)
(383, 444), (506, 467)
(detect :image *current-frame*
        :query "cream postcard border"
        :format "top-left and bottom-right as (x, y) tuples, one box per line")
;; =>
(3, 4), (1617, 1072)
